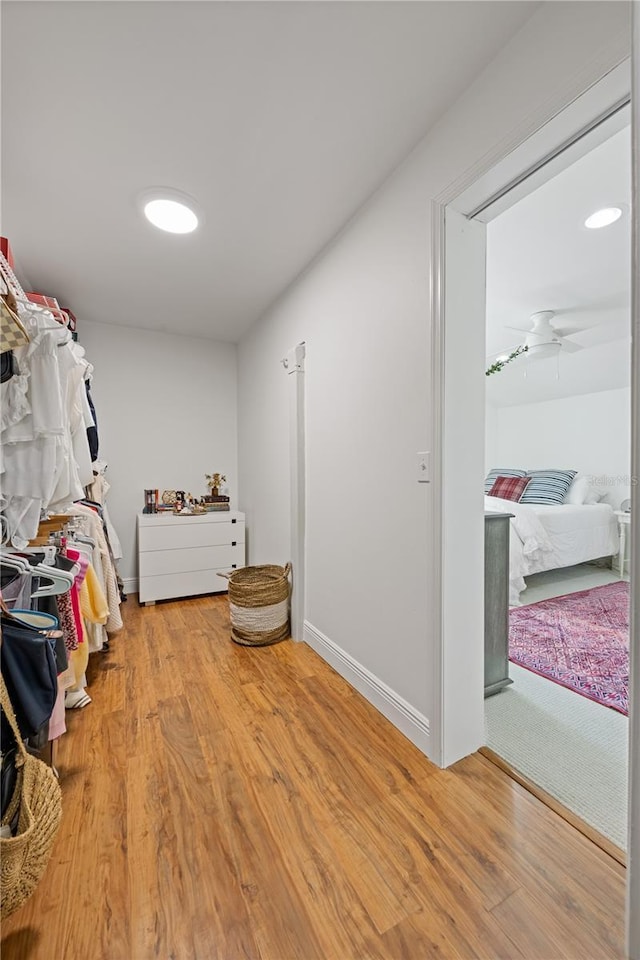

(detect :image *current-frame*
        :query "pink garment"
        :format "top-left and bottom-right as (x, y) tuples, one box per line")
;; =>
(67, 547), (89, 586)
(48, 679), (67, 741)
(67, 548), (89, 646)
(69, 585), (85, 646)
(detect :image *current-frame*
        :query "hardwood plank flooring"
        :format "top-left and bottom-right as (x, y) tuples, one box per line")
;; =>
(1, 594), (626, 959)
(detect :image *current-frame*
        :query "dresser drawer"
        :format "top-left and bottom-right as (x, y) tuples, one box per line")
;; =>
(139, 519), (245, 552)
(139, 543), (244, 578)
(139, 568), (231, 604)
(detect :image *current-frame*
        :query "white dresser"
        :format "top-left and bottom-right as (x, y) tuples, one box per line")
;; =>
(137, 511), (245, 604)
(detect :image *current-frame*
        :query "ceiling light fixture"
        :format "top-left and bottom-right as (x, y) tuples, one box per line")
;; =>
(525, 341), (561, 361)
(584, 207), (622, 230)
(139, 188), (200, 234)
(144, 198), (198, 234)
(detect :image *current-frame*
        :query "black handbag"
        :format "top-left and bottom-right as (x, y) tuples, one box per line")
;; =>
(0, 612), (58, 739)
(1, 739), (18, 822)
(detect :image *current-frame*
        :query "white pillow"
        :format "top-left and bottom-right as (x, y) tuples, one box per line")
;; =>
(566, 476), (590, 505)
(585, 487), (604, 505)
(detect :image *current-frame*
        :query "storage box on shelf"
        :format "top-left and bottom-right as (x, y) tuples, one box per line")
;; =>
(0, 237), (15, 268)
(137, 511), (245, 604)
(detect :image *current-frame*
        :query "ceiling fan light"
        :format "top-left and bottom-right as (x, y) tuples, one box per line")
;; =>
(584, 207), (622, 229)
(526, 341), (562, 361)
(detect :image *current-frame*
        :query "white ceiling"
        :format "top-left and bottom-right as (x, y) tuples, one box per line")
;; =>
(1, 1), (538, 341)
(486, 125), (631, 407)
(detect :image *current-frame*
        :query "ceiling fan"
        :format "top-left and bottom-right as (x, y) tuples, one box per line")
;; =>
(505, 310), (585, 361)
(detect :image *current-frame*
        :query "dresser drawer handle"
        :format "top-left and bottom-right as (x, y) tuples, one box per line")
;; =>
(232, 518), (237, 524)
(232, 563), (237, 569)
(232, 541), (237, 547)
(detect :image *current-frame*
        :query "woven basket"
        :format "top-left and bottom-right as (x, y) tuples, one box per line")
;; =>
(219, 563), (292, 646)
(1, 675), (62, 920)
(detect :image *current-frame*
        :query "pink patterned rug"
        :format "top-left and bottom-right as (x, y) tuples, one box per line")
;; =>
(509, 581), (629, 715)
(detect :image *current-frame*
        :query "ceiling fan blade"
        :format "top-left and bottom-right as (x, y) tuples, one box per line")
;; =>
(560, 340), (583, 353)
(551, 326), (577, 339)
(504, 324), (530, 334)
(572, 319), (630, 349)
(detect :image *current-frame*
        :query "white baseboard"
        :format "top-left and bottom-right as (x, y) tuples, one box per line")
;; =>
(122, 577), (138, 596)
(303, 620), (431, 756)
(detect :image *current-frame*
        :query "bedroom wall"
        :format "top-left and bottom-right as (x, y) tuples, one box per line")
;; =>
(485, 402), (500, 471)
(486, 387), (631, 507)
(80, 320), (238, 590)
(238, 2), (631, 762)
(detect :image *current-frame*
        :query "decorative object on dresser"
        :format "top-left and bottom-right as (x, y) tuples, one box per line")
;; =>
(137, 511), (245, 604)
(143, 489), (159, 514)
(205, 472), (226, 497)
(484, 512), (513, 697)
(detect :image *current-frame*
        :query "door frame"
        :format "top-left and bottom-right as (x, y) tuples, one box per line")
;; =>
(627, 11), (639, 954)
(430, 56), (637, 957)
(287, 341), (306, 641)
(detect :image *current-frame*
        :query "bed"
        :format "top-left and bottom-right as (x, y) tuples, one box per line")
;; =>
(484, 494), (619, 605)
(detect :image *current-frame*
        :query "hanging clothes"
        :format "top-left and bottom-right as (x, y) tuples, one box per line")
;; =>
(85, 381), (99, 462)
(1, 254), (125, 778)
(85, 465), (122, 561)
(0, 301), (95, 547)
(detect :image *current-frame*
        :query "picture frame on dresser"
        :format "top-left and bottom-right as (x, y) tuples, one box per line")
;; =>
(137, 510), (246, 604)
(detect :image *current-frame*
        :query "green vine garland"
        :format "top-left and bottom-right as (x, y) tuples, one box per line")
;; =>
(485, 345), (528, 376)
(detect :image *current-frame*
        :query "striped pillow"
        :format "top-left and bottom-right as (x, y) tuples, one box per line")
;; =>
(484, 468), (527, 495)
(519, 469), (578, 505)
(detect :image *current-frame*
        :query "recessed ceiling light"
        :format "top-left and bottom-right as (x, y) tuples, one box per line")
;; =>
(144, 197), (198, 234)
(584, 207), (622, 230)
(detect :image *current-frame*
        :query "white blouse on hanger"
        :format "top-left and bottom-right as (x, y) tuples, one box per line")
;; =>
(0, 303), (96, 547)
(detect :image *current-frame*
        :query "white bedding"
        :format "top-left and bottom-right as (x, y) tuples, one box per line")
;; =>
(484, 496), (618, 604)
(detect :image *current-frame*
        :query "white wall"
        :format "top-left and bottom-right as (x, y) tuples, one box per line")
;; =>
(485, 402), (500, 473)
(80, 320), (238, 588)
(238, 2), (631, 760)
(486, 388), (631, 507)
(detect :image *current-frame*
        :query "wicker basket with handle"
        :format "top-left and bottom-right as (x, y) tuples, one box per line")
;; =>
(218, 563), (292, 646)
(1, 673), (62, 919)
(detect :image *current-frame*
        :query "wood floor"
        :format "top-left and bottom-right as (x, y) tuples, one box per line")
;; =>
(1, 594), (627, 959)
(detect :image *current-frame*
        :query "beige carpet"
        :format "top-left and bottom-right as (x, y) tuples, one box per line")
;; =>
(485, 563), (629, 850)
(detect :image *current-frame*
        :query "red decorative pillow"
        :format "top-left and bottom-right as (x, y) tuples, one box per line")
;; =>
(488, 474), (532, 502)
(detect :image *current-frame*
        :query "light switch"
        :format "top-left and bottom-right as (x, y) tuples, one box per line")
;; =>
(417, 451), (430, 483)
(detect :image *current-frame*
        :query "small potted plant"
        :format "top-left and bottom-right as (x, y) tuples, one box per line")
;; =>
(205, 472), (226, 497)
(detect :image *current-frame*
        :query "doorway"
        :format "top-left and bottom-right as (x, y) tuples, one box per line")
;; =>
(482, 122), (631, 856)
(432, 57), (638, 958)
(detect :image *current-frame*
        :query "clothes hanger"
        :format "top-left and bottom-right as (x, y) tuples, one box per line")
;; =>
(9, 296), (71, 333)
(30, 566), (74, 599)
(71, 534), (96, 549)
(17, 551), (74, 588)
(17, 546), (80, 582)
(0, 552), (31, 573)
